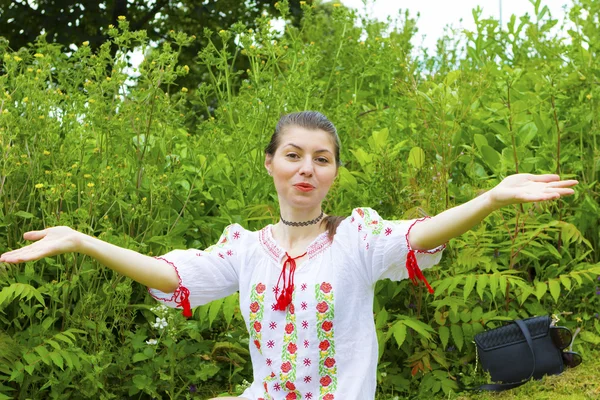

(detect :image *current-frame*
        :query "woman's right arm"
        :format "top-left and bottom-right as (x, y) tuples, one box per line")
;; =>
(0, 227), (179, 293)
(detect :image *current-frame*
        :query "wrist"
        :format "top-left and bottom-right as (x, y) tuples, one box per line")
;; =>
(481, 190), (501, 213)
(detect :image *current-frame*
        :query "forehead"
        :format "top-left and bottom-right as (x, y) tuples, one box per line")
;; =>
(277, 126), (336, 151)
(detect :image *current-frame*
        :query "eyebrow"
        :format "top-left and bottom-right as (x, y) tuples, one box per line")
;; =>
(283, 143), (333, 155)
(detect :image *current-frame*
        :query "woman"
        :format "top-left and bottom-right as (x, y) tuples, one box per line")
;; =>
(0, 111), (578, 399)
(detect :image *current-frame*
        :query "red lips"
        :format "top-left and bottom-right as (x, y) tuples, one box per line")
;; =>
(294, 183), (315, 192)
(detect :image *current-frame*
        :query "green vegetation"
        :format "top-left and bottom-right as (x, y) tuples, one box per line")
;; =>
(0, 0), (599, 398)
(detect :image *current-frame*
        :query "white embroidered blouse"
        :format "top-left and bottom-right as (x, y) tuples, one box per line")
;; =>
(149, 208), (445, 400)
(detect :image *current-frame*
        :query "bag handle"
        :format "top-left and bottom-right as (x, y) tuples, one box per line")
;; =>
(475, 319), (537, 391)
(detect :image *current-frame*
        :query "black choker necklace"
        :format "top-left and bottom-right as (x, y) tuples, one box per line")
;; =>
(280, 211), (324, 227)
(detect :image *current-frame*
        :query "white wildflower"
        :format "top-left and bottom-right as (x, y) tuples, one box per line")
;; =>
(146, 339), (158, 345)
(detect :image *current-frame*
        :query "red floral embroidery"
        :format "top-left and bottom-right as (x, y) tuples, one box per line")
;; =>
(285, 381), (296, 391)
(289, 303), (295, 315)
(316, 301), (329, 313)
(287, 343), (297, 354)
(320, 375), (332, 387)
(324, 357), (336, 368)
(356, 208), (364, 217)
(281, 361), (292, 373)
(250, 302), (260, 313)
(254, 340), (261, 350)
(285, 323), (294, 334)
(322, 321), (333, 332)
(319, 340), (330, 351)
(285, 393), (297, 400)
(324, 394), (334, 400)
(256, 283), (266, 294)
(254, 321), (262, 332)
(320, 282), (332, 293)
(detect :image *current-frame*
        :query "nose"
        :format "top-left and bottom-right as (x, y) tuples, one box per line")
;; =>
(298, 157), (314, 177)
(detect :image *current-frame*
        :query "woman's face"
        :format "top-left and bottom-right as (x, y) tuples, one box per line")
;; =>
(265, 126), (338, 212)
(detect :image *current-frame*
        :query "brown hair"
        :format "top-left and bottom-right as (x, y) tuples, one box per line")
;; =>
(265, 111), (344, 240)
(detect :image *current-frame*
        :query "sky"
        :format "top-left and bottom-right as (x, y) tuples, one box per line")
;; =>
(340, 0), (572, 51)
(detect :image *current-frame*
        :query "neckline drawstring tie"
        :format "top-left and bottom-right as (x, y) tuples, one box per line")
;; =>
(274, 252), (306, 311)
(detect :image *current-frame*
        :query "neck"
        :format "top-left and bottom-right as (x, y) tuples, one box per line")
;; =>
(274, 206), (326, 246)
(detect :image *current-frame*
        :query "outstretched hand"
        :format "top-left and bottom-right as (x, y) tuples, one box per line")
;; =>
(0, 226), (81, 264)
(489, 174), (578, 208)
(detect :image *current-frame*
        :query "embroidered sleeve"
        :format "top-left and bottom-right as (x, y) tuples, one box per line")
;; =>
(348, 208), (445, 287)
(147, 224), (242, 316)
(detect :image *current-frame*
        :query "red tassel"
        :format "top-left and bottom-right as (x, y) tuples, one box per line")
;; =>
(406, 249), (434, 294)
(274, 252), (306, 311)
(176, 286), (192, 318)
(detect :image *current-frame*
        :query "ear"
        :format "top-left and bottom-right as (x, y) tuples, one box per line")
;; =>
(264, 154), (273, 175)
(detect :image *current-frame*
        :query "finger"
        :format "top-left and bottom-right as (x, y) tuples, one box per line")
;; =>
(550, 180), (579, 188)
(23, 229), (48, 241)
(528, 174), (561, 182)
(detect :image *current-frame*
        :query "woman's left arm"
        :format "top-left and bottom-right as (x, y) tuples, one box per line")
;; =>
(408, 174), (579, 251)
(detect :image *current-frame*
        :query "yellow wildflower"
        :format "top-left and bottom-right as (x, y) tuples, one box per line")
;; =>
(21, 154), (28, 158)
(300, 1), (306, 5)
(106, 77), (111, 81)
(333, 3), (341, 6)
(45, 170), (51, 175)
(35, 183), (44, 189)
(108, 24), (114, 29)
(66, 172), (72, 177)
(34, 53), (44, 58)
(82, 41), (89, 46)
(181, 87), (188, 93)
(43, 150), (50, 155)
(118, 16), (126, 21)
(27, 68), (33, 73)
(586, 94), (592, 100)
(39, 116), (45, 119)
(84, 174), (92, 178)
(13, 56), (22, 62)
(183, 65), (190, 73)
(87, 182), (95, 188)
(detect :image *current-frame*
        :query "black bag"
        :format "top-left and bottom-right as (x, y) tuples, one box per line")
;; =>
(473, 315), (564, 391)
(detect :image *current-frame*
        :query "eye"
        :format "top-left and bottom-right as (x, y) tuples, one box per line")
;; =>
(286, 153), (300, 159)
(316, 157), (330, 163)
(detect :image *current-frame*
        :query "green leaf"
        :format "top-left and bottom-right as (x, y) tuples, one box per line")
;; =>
(489, 273), (499, 298)
(476, 274), (489, 300)
(439, 326), (450, 350)
(517, 122), (538, 147)
(490, 123), (508, 135)
(222, 293), (237, 326)
(480, 145), (501, 172)
(376, 308), (389, 330)
(337, 166), (358, 191)
(49, 352), (64, 370)
(464, 275), (476, 302)
(548, 280), (561, 303)
(451, 324), (464, 351)
(535, 281), (548, 300)
(400, 317), (434, 339)
(372, 128), (389, 151)
(407, 146), (425, 169)
(471, 306), (483, 323)
(132, 353), (149, 363)
(208, 297), (224, 328)
(392, 322), (407, 348)
(14, 211), (34, 219)
(559, 275), (572, 291)
(579, 331), (600, 345)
